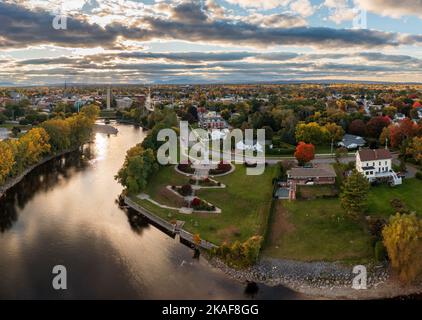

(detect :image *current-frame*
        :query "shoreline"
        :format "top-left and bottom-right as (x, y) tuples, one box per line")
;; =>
(206, 256), (422, 300)
(1, 123), (118, 199)
(0, 147), (80, 199)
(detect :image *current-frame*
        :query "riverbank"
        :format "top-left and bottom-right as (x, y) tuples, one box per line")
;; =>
(207, 256), (422, 299)
(0, 147), (80, 199)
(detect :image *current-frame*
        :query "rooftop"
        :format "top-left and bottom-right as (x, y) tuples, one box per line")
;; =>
(358, 149), (392, 162)
(287, 164), (336, 179)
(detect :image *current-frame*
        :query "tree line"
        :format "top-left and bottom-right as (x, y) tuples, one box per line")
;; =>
(0, 105), (99, 186)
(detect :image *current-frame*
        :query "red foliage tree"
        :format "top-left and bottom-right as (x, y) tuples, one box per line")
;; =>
(348, 119), (367, 136)
(294, 142), (315, 165)
(389, 118), (419, 148)
(366, 116), (391, 139)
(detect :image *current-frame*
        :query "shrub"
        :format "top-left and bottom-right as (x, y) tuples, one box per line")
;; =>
(179, 184), (193, 196)
(212, 236), (263, 268)
(177, 163), (195, 174)
(390, 198), (410, 214)
(191, 197), (201, 207)
(416, 171), (422, 180)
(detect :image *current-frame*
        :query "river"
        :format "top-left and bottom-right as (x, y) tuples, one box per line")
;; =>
(0, 124), (302, 299)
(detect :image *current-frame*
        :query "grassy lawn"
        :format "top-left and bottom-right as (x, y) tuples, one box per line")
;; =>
(263, 200), (373, 263)
(297, 185), (339, 200)
(263, 178), (422, 263)
(367, 179), (422, 218)
(315, 144), (334, 154)
(131, 164), (278, 245)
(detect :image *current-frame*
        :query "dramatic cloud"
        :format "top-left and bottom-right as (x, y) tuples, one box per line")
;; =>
(0, 1), (418, 51)
(356, 0), (422, 19)
(323, 0), (357, 24)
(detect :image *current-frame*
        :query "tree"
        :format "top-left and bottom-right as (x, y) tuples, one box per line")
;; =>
(348, 119), (366, 136)
(80, 104), (100, 122)
(382, 213), (422, 283)
(294, 141), (315, 165)
(405, 136), (422, 164)
(381, 118), (419, 149)
(0, 141), (15, 184)
(40, 118), (71, 152)
(325, 122), (344, 143)
(67, 114), (93, 147)
(295, 122), (327, 145)
(366, 116), (391, 139)
(340, 169), (370, 218)
(115, 146), (158, 194)
(18, 128), (51, 166)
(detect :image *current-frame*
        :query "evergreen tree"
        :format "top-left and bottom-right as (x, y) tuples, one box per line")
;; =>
(340, 169), (370, 218)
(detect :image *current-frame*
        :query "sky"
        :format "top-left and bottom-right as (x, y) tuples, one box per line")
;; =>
(0, 0), (421, 85)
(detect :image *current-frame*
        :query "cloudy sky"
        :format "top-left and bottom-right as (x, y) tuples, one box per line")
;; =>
(0, 0), (421, 85)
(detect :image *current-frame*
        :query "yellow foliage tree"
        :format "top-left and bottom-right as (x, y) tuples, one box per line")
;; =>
(0, 141), (15, 184)
(382, 213), (422, 283)
(14, 128), (51, 171)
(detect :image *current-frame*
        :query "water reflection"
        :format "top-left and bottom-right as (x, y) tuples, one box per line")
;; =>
(0, 148), (93, 233)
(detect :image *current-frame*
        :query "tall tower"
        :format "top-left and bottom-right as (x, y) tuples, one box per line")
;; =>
(106, 85), (111, 110)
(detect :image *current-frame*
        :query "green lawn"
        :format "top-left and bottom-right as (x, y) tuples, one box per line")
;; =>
(263, 200), (373, 263)
(263, 179), (422, 263)
(367, 179), (422, 218)
(131, 164), (278, 245)
(297, 184), (339, 200)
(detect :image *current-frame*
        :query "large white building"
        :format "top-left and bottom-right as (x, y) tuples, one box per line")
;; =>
(356, 149), (402, 185)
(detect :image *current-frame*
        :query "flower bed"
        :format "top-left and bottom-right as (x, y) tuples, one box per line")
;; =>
(177, 163), (195, 174)
(172, 184), (193, 196)
(191, 197), (216, 212)
(209, 161), (232, 175)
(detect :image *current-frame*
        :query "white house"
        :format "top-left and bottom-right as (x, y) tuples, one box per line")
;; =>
(356, 149), (402, 185)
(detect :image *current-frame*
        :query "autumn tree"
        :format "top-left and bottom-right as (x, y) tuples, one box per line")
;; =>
(348, 119), (366, 136)
(0, 141), (15, 184)
(80, 104), (100, 122)
(40, 118), (71, 152)
(382, 213), (422, 283)
(340, 169), (370, 218)
(366, 116), (391, 139)
(295, 122), (328, 145)
(294, 141), (315, 165)
(405, 136), (422, 164)
(14, 128), (51, 172)
(324, 122), (344, 143)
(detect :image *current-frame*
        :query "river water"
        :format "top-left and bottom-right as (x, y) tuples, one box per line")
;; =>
(0, 124), (302, 300)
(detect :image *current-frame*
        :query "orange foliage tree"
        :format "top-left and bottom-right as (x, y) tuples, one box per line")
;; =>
(294, 141), (315, 165)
